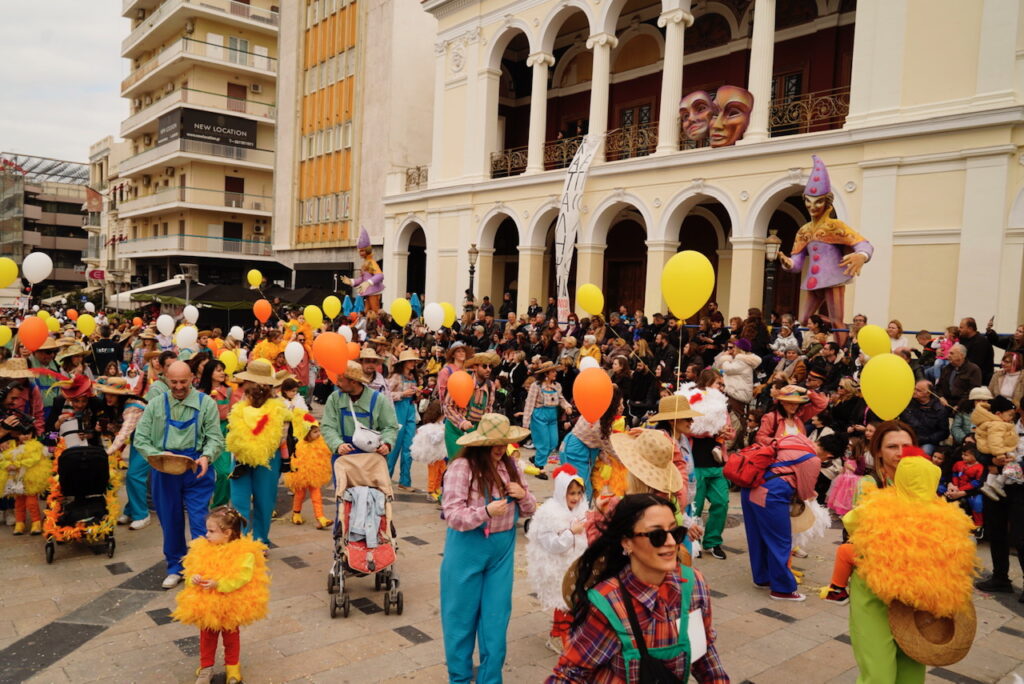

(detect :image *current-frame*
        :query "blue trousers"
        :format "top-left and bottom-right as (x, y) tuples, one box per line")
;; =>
(560, 433), (598, 499)
(124, 443), (150, 521)
(230, 452), (281, 545)
(440, 523), (516, 683)
(387, 399), (416, 488)
(530, 406), (559, 467)
(740, 477), (797, 594)
(152, 465), (215, 575)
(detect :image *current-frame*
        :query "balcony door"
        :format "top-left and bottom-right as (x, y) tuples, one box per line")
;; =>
(227, 83), (247, 113)
(769, 71), (804, 136)
(225, 177), (244, 208)
(223, 221), (243, 254)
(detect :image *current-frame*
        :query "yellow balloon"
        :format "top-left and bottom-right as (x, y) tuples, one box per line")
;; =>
(0, 257), (17, 289)
(0, 325), (12, 346)
(303, 305), (324, 329)
(46, 317), (60, 333)
(857, 324), (890, 358)
(323, 295), (341, 319)
(576, 283), (604, 317)
(391, 298), (412, 327)
(440, 302), (456, 329)
(37, 310), (50, 321)
(77, 313), (97, 337)
(219, 350), (239, 375)
(861, 353), (915, 420)
(662, 251), (715, 320)
(246, 269), (263, 288)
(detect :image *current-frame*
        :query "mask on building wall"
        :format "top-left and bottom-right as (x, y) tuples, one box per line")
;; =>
(678, 90), (715, 142)
(709, 85), (754, 147)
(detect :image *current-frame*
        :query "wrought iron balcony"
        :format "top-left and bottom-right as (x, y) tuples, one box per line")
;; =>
(605, 123), (658, 162)
(490, 146), (529, 179)
(544, 136), (584, 171)
(768, 86), (851, 137)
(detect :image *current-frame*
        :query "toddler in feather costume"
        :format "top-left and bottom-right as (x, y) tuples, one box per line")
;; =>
(173, 506), (269, 684)
(410, 400), (446, 501)
(0, 426), (50, 536)
(526, 464), (589, 654)
(284, 414), (332, 528)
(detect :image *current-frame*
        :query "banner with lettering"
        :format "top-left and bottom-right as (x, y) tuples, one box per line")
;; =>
(554, 135), (601, 324)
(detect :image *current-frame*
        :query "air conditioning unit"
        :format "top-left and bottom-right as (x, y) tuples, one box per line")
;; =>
(142, 175), (152, 186)
(143, 134), (152, 145)
(184, 20), (195, 34)
(165, 167), (175, 176)
(252, 224), (266, 235)
(133, 98), (142, 109)
(165, 82), (174, 94)
(250, 83), (263, 94)
(253, 202), (263, 211)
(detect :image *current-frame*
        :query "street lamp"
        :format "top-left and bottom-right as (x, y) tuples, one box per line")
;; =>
(763, 229), (783, 323)
(466, 243), (479, 313)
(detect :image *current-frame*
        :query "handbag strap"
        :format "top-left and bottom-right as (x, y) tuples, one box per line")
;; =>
(620, 583), (651, 658)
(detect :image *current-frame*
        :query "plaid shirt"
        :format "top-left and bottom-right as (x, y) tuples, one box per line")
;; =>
(548, 566), (729, 684)
(441, 456), (536, 533)
(442, 379), (494, 427)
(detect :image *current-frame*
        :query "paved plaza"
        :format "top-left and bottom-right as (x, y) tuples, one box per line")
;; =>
(1, 457), (1023, 684)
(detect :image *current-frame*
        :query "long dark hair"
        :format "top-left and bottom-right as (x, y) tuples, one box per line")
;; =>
(570, 494), (676, 629)
(198, 360), (226, 395)
(599, 385), (622, 440)
(457, 444), (523, 504)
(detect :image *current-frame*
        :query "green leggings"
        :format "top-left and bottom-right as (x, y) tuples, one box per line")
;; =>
(849, 572), (925, 684)
(693, 467), (729, 549)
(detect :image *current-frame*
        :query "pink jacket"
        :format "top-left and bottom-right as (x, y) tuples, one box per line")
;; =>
(756, 391), (828, 444)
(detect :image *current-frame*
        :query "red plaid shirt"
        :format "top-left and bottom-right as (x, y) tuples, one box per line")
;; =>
(548, 566), (729, 684)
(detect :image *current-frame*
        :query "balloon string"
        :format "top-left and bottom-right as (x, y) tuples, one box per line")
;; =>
(677, 325), (684, 392)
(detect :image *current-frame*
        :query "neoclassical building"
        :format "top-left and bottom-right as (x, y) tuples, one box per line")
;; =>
(382, 0), (1024, 330)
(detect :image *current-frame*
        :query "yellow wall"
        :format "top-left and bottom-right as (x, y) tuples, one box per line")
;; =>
(890, 244), (960, 328)
(894, 171), (965, 231)
(901, 0), (980, 108)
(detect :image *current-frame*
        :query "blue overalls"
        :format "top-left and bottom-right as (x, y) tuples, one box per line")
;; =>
(332, 389), (380, 468)
(123, 399), (151, 522)
(388, 381), (417, 488)
(229, 424), (282, 546)
(559, 433), (599, 499)
(151, 393), (215, 576)
(440, 494), (518, 684)
(529, 386), (560, 468)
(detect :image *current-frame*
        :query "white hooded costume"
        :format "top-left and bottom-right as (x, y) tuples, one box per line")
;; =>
(676, 382), (729, 437)
(526, 465), (589, 612)
(410, 421), (446, 463)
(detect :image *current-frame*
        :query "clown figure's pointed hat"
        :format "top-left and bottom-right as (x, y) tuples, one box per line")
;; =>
(804, 155), (831, 197)
(358, 226), (371, 250)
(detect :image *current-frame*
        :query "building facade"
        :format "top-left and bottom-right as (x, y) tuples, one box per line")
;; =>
(382, 0), (1024, 330)
(117, 0), (286, 286)
(272, 0), (435, 290)
(86, 136), (135, 304)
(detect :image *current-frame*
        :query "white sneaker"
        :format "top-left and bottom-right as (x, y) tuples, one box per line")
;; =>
(117, 514), (130, 525)
(4, 509), (15, 526)
(162, 574), (182, 590)
(981, 484), (1002, 501)
(129, 515), (152, 530)
(792, 547), (808, 559)
(545, 636), (563, 654)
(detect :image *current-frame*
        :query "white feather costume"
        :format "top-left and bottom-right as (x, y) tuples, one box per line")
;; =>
(792, 498), (832, 548)
(526, 466), (589, 612)
(410, 422), (446, 463)
(676, 382), (729, 437)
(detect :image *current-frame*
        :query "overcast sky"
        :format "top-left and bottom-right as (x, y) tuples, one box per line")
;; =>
(0, 1), (128, 162)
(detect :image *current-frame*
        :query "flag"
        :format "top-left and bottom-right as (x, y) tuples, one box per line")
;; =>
(82, 186), (103, 213)
(554, 135), (602, 324)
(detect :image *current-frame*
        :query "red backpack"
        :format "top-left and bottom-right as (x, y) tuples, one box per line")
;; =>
(723, 439), (815, 489)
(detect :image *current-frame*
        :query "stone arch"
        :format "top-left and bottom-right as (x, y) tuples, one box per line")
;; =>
(539, 1), (597, 54)
(477, 205), (524, 248)
(526, 198), (561, 248)
(689, 206), (727, 249)
(742, 174), (849, 239)
(395, 214), (428, 251)
(585, 192), (656, 246)
(702, 2), (743, 40)
(487, 21), (537, 72)
(551, 42), (593, 88)
(655, 183), (741, 243)
(611, 23), (665, 72)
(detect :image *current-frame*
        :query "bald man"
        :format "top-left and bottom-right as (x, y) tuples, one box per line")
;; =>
(134, 361), (224, 588)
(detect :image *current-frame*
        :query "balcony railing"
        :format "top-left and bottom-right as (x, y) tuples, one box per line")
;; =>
(120, 138), (274, 175)
(119, 186), (273, 214)
(490, 146), (528, 179)
(121, 87), (276, 135)
(605, 123), (658, 162)
(768, 86), (851, 137)
(543, 135), (584, 171)
(117, 233), (272, 257)
(405, 166), (428, 191)
(123, 37), (277, 92)
(123, 0), (279, 54)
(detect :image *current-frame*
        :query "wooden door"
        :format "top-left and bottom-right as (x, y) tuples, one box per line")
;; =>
(224, 176), (244, 208)
(227, 83), (247, 113)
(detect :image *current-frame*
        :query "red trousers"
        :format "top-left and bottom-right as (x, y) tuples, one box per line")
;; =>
(200, 628), (240, 668)
(14, 495), (40, 523)
(550, 608), (572, 639)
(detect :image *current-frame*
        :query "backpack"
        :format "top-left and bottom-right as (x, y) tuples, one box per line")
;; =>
(723, 440), (815, 489)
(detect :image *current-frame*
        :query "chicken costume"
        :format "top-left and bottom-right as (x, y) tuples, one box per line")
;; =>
(284, 413), (332, 528)
(1, 438), (50, 534)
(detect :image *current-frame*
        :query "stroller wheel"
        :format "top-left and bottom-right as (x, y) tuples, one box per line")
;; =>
(396, 591), (404, 615)
(342, 595), (351, 618)
(45, 541), (55, 564)
(374, 573), (383, 591)
(106, 537), (116, 558)
(326, 573), (335, 594)
(330, 594), (339, 618)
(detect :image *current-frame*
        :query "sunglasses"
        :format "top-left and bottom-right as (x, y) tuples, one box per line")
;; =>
(629, 526), (687, 548)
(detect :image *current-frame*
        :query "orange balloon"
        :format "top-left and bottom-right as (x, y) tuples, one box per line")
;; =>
(312, 331), (349, 374)
(326, 369), (338, 384)
(18, 317), (49, 353)
(133, 316), (143, 327)
(575, 367), (614, 422)
(347, 341), (361, 360)
(253, 299), (272, 324)
(448, 370), (475, 409)
(66, 309), (79, 321)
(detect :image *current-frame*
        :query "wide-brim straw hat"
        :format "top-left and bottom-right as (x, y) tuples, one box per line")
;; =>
(610, 429), (684, 494)
(395, 349), (422, 366)
(789, 500), (816, 534)
(532, 361), (558, 376)
(777, 385), (811, 403)
(465, 351), (500, 368)
(56, 344), (88, 362)
(234, 359), (283, 386)
(0, 358), (37, 379)
(198, 330), (213, 338)
(340, 360), (371, 384)
(137, 331), (158, 341)
(34, 337), (60, 351)
(147, 452), (197, 475)
(358, 347), (383, 361)
(143, 350), (162, 363)
(55, 336), (77, 348)
(649, 395), (703, 422)
(888, 600), (976, 667)
(455, 413), (530, 447)
(94, 377), (136, 396)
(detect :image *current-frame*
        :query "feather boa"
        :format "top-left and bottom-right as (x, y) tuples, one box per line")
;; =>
(43, 441), (122, 543)
(283, 438), (332, 490)
(792, 498), (832, 549)
(526, 498), (589, 611)
(0, 440), (51, 496)
(677, 383), (728, 436)
(226, 398), (287, 467)
(172, 536), (270, 631)
(850, 487), (978, 617)
(410, 423), (446, 464)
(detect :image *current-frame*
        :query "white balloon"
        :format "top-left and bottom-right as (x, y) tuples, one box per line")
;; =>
(284, 341), (305, 367)
(31, 305), (39, 312)
(183, 305), (199, 324)
(229, 325), (244, 341)
(176, 325), (198, 349)
(84, 301), (96, 313)
(423, 302), (444, 331)
(22, 252), (53, 284)
(579, 356), (600, 371)
(339, 325), (353, 342)
(61, 298), (67, 305)
(157, 314), (175, 336)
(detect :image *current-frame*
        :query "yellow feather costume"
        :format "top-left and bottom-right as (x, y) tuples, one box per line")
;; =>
(172, 536), (270, 631)
(0, 439), (50, 496)
(846, 457), (978, 618)
(283, 437), (332, 491)
(226, 398), (288, 468)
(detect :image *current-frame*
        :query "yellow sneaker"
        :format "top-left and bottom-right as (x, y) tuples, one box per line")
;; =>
(13, 522), (25, 536)
(30, 521), (42, 536)
(291, 512), (304, 525)
(315, 516), (332, 529)
(225, 663), (242, 684)
(194, 666), (212, 684)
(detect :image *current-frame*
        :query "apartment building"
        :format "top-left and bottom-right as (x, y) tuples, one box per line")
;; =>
(86, 136), (135, 304)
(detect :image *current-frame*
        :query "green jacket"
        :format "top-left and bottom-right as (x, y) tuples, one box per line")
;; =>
(144, 378), (170, 402)
(321, 386), (399, 454)
(134, 387), (224, 462)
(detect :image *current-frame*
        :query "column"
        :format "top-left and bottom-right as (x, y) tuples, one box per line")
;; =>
(845, 0), (907, 127)
(526, 52), (555, 174)
(431, 42), (448, 182)
(975, 0), (1019, 107)
(515, 247), (546, 315)
(391, 249), (410, 299)
(644, 240), (680, 314)
(574, 242), (606, 314)
(715, 249), (733, 316)
(852, 162), (897, 323)
(655, 10), (693, 155)
(955, 153), (1011, 321)
(475, 247), (495, 301)
(424, 213), (442, 302)
(586, 33), (618, 162)
(726, 237), (765, 317)
(741, 0), (776, 144)
(475, 67), (502, 180)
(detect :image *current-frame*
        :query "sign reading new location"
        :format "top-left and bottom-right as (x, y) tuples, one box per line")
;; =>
(157, 109), (257, 149)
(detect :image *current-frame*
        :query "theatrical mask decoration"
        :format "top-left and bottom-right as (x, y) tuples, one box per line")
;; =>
(678, 85), (754, 147)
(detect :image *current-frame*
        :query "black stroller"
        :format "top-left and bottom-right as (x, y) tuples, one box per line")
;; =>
(43, 439), (119, 564)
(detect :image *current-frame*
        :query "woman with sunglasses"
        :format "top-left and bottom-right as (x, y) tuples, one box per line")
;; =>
(549, 494), (728, 683)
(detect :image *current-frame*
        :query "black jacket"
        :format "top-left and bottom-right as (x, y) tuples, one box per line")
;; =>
(937, 361), (983, 405)
(961, 332), (995, 384)
(900, 398), (951, 445)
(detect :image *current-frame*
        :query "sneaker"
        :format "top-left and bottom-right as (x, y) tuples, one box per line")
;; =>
(769, 591), (806, 602)
(544, 635), (563, 654)
(975, 576), (1014, 593)
(980, 484), (1003, 501)
(13, 522), (25, 536)
(972, 526), (984, 541)
(821, 585), (850, 605)
(30, 521), (41, 536)
(291, 512), (304, 525)
(4, 509), (14, 526)
(397, 484), (415, 492)
(129, 515), (151, 531)
(161, 574), (182, 590)
(194, 666), (213, 684)
(753, 582), (770, 590)
(791, 546), (808, 559)
(534, 471), (549, 480)
(117, 514), (130, 525)
(709, 546), (727, 560)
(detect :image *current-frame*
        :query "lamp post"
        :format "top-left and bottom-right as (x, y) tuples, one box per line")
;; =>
(763, 229), (782, 323)
(466, 243), (479, 313)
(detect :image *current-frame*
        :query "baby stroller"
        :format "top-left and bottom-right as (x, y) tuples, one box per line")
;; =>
(327, 452), (403, 618)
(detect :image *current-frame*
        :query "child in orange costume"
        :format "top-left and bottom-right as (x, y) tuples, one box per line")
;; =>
(285, 418), (332, 528)
(411, 401), (446, 501)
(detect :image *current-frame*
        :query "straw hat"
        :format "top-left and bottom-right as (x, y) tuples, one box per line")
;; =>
(198, 330), (213, 338)
(94, 377), (137, 396)
(609, 429), (684, 494)
(143, 350), (162, 363)
(55, 336), (77, 348)
(0, 358), (37, 379)
(147, 452), (198, 475)
(234, 359), (283, 386)
(789, 500), (816, 534)
(777, 385), (811, 403)
(34, 337), (60, 351)
(532, 361), (559, 377)
(455, 413), (530, 447)
(56, 343), (88, 362)
(649, 395), (703, 422)
(137, 330), (158, 341)
(465, 351), (500, 368)
(888, 600), (976, 667)
(358, 347), (383, 361)
(60, 374), (93, 400)
(395, 349), (422, 366)
(339, 360), (370, 385)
